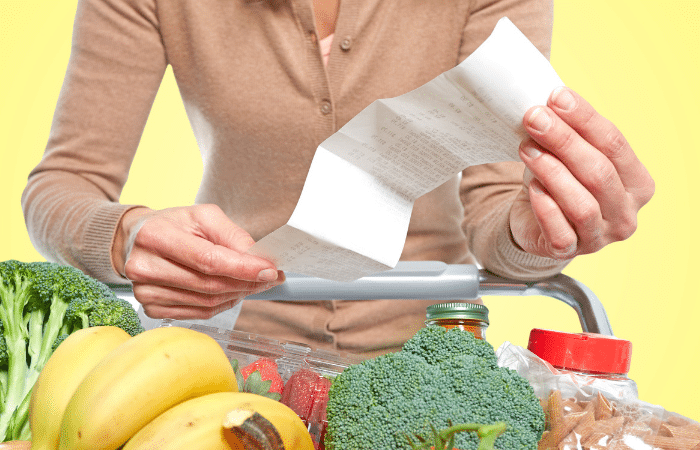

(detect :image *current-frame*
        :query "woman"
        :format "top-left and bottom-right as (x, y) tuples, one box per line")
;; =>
(22, 0), (654, 355)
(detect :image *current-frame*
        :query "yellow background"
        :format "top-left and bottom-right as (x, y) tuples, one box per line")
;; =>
(1, 0), (699, 421)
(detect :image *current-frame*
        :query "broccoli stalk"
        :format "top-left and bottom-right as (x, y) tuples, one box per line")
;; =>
(0, 370), (7, 407)
(24, 279), (73, 391)
(0, 261), (33, 441)
(406, 422), (508, 450)
(6, 268), (74, 441)
(3, 295), (71, 441)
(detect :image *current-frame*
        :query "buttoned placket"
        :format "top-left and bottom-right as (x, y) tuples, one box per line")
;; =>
(289, 0), (358, 143)
(287, 0), (359, 349)
(326, 0), (358, 122)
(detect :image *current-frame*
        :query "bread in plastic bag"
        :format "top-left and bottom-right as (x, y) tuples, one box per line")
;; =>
(496, 341), (700, 450)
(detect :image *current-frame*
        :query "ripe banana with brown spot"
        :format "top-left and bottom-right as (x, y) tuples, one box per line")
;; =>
(29, 326), (132, 450)
(123, 392), (314, 450)
(58, 326), (238, 450)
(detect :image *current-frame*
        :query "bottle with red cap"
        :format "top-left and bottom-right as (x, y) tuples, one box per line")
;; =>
(527, 328), (638, 398)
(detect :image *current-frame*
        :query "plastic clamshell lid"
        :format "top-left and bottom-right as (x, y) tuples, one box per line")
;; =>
(166, 320), (363, 381)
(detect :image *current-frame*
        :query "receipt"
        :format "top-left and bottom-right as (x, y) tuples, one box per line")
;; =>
(248, 17), (564, 281)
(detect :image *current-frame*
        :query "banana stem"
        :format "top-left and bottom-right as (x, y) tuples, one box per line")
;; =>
(223, 408), (286, 450)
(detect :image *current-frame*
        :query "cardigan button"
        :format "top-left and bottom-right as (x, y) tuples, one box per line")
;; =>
(340, 36), (352, 51)
(320, 100), (332, 115)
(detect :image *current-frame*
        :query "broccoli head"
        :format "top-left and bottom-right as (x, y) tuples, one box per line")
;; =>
(65, 296), (144, 337)
(0, 259), (145, 442)
(325, 326), (545, 450)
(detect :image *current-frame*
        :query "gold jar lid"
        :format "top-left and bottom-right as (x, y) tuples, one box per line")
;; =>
(426, 302), (489, 324)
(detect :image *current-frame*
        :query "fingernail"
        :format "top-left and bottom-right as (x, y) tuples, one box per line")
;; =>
(521, 143), (542, 160)
(257, 268), (278, 282)
(528, 107), (551, 133)
(551, 87), (576, 111)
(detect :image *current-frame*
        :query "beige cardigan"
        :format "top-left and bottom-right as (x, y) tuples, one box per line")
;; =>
(22, 0), (566, 355)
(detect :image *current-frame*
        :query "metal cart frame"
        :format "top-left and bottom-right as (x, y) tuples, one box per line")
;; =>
(111, 261), (612, 336)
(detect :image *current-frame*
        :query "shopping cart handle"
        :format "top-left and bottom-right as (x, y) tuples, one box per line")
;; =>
(110, 262), (612, 336)
(245, 261), (613, 336)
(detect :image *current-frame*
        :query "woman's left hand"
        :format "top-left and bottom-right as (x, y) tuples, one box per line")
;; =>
(509, 87), (655, 259)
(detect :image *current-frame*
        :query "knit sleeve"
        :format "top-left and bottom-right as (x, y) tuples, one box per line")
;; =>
(457, 0), (570, 280)
(21, 0), (167, 283)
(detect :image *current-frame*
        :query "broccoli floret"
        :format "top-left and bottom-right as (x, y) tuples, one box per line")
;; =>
(401, 324), (500, 367)
(25, 262), (90, 377)
(0, 260), (145, 442)
(325, 326), (545, 450)
(65, 296), (144, 337)
(51, 333), (70, 353)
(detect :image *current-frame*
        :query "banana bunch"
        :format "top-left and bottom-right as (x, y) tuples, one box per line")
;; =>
(29, 326), (314, 450)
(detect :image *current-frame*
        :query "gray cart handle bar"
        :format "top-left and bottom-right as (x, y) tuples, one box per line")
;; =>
(245, 261), (612, 336)
(110, 261), (612, 336)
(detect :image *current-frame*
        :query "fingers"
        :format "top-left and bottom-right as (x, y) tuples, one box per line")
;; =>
(519, 138), (609, 255)
(140, 298), (242, 321)
(120, 204), (286, 320)
(125, 246), (265, 294)
(186, 204), (258, 254)
(522, 103), (629, 223)
(548, 87), (655, 207)
(516, 87), (654, 256)
(134, 281), (278, 320)
(125, 205), (280, 285)
(535, 88), (655, 207)
(527, 179), (580, 257)
(510, 185), (577, 258)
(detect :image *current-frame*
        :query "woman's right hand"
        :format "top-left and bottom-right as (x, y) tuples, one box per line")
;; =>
(112, 204), (284, 320)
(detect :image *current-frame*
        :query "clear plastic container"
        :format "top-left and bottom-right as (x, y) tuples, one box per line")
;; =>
(527, 328), (638, 398)
(497, 338), (698, 450)
(425, 302), (489, 340)
(163, 320), (363, 450)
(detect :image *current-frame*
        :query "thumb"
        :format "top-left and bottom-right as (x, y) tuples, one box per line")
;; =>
(192, 206), (280, 281)
(193, 205), (258, 253)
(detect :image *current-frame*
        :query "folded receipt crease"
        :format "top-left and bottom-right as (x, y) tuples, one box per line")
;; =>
(248, 17), (565, 282)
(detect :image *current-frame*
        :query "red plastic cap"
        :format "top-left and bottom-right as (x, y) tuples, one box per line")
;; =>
(527, 328), (632, 375)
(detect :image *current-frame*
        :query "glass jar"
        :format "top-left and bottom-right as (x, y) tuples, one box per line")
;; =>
(527, 328), (638, 398)
(425, 302), (489, 340)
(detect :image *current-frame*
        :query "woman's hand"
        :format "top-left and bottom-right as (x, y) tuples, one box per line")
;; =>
(509, 87), (655, 259)
(112, 204), (284, 320)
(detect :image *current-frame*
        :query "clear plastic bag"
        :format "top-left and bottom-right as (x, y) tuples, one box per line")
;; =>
(496, 342), (700, 450)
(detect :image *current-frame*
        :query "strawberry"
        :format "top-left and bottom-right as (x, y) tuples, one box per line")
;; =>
(280, 368), (332, 450)
(232, 357), (284, 400)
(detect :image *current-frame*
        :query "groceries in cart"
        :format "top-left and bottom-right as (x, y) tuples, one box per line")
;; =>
(2, 259), (699, 449)
(497, 329), (700, 450)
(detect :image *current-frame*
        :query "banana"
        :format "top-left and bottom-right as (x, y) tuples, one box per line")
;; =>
(58, 326), (238, 450)
(123, 392), (314, 450)
(29, 326), (131, 450)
